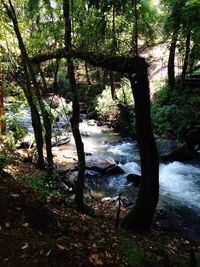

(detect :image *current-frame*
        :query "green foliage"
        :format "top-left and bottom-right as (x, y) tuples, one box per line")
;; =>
(95, 79), (135, 134)
(19, 171), (61, 198)
(152, 83), (200, 139)
(120, 236), (158, 267)
(0, 133), (16, 155)
(95, 86), (119, 121)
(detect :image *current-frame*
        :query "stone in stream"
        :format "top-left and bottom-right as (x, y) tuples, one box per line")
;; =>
(105, 165), (125, 175)
(126, 173), (141, 187)
(87, 119), (96, 126)
(85, 155), (116, 174)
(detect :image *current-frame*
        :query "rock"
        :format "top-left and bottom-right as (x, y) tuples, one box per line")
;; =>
(87, 110), (98, 120)
(161, 145), (193, 161)
(106, 165), (125, 175)
(101, 197), (112, 202)
(81, 131), (91, 137)
(156, 139), (184, 157)
(45, 95), (60, 109)
(52, 136), (71, 147)
(85, 170), (100, 177)
(126, 174), (141, 187)
(85, 155), (116, 174)
(87, 119), (96, 126)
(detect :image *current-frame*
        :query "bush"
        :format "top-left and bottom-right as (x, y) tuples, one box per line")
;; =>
(95, 79), (135, 135)
(152, 83), (200, 140)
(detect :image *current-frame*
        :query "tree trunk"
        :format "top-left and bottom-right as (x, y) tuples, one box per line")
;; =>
(182, 30), (191, 84)
(168, 29), (178, 88)
(2, 0), (46, 169)
(84, 61), (91, 85)
(109, 71), (116, 100)
(132, 0), (138, 56)
(37, 65), (53, 175)
(0, 64), (6, 135)
(63, 0), (85, 210)
(53, 59), (60, 93)
(123, 68), (159, 230)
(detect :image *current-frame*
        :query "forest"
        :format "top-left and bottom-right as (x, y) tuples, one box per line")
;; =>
(0, 0), (200, 266)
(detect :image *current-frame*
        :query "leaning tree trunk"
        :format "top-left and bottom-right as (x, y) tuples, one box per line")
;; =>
(182, 30), (191, 84)
(168, 29), (178, 89)
(2, 0), (48, 169)
(123, 67), (159, 230)
(63, 0), (86, 210)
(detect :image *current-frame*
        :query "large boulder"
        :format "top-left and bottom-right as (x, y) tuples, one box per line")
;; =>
(126, 173), (141, 187)
(85, 155), (116, 174)
(106, 165), (125, 175)
(156, 139), (184, 157)
(161, 145), (193, 161)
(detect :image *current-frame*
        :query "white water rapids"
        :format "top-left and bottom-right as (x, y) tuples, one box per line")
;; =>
(6, 104), (200, 237)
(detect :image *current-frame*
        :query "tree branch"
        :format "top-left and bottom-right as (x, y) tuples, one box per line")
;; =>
(30, 48), (147, 74)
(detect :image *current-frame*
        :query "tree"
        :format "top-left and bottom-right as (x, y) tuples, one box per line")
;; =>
(1, 0), (54, 171)
(0, 60), (6, 135)
(63, 0), (86, 210)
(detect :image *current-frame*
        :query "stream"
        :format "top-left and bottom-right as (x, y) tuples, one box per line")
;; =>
(70, 121), (200, 240)
(6, 104), (200, 240)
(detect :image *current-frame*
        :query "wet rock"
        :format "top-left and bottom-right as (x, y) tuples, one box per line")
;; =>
(85, 170), (100, 177)
(81, 131), (91, 137)
(87, 119), (96, 126)
(186, 128), (200, 146)
(85, 155), (116, 174)
(156, 139), (184, 157)
(126, 173), (141, 187)
(106, 165), (125, 175)
(161, 145), (193, 161)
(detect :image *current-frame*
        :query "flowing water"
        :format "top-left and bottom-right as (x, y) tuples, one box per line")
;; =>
(79, 121), (200, 239)
(6, 104), (200, 239)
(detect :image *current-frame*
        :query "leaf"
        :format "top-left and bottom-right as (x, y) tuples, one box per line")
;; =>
(21, 243), (29, 250)
(10, 193), (20, 198)
(89, 254), (103, 265)
(5, 222), (10, 228)
(57, 244), (65, 250)
(46, 249), (52, 256)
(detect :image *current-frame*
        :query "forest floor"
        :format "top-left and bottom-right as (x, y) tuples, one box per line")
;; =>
(0, 157), (200, 267)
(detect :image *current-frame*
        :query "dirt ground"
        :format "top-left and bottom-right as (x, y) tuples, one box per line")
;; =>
(0, 158), (200, 267)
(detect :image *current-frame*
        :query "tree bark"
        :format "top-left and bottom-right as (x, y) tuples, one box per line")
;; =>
(84, 61), (91, 85)
(182, 30), (191, 84)
(132, 0), (138, 56)
(31, 49), (147, 74)
(63, 0), (85, 210)
(109, 71), (116, 100)
(123, 69), (159, 230)
(0, 63), (6, 135)
(168, 29), (178, 88)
